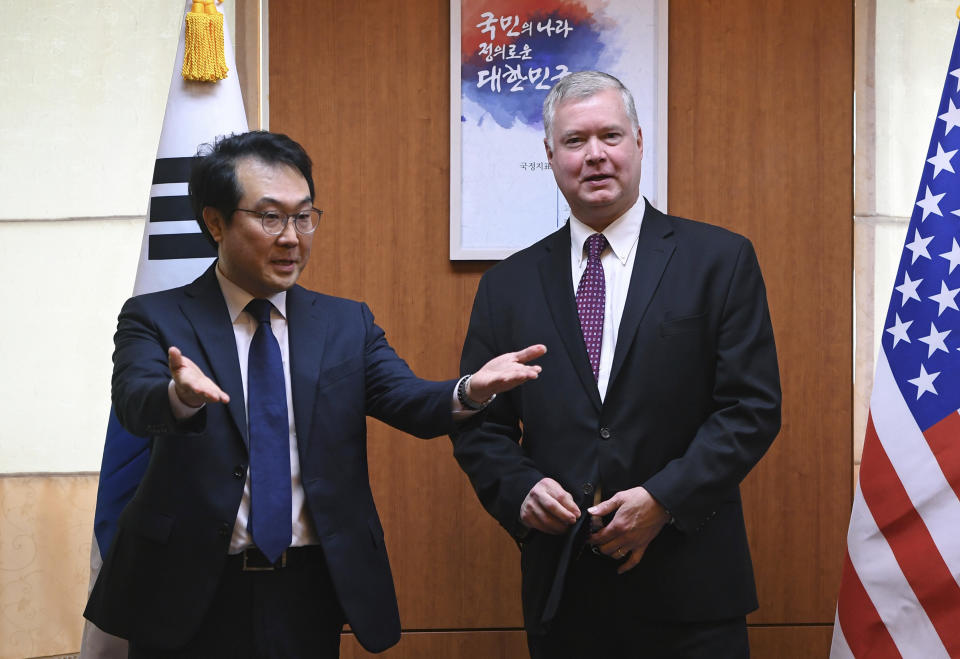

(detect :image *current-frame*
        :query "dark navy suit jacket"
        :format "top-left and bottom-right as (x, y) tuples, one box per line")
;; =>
(452, 203), (782, 633)
(84, 264), (455, 652)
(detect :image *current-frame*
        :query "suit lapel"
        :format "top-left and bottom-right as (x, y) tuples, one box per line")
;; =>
(608, 204), (676, 391)
(180, 265), (249, 446)
(286, 284), (327, 450)
(538, 224), (602, 412)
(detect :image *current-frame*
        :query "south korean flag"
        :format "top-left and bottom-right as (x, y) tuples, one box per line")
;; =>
(133, 0), (248, 296)
(82, 2), (248, 657)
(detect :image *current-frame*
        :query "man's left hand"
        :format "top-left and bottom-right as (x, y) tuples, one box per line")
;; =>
(587, 487), (670, 574)
(467, 344), (547, 402)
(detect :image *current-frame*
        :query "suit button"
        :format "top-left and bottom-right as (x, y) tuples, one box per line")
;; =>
(233, 464), (245, 479)
(219, 523), (232, 538)
(582, 482), (594, 495)
(599, 427), (611, 440)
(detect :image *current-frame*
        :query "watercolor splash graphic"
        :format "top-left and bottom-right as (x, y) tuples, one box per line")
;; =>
(461, 0), (613, 129)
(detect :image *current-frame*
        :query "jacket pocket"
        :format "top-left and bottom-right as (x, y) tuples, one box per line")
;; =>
(659, 312), (707, 337)
(132, 507), (175, 544)
(317, 356), (364, 389)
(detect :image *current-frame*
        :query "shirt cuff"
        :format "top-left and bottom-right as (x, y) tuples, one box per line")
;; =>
(168, 379), (205, 420)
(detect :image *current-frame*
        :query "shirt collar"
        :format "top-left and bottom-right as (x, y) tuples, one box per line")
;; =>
(215, 262), (287, 323)
(570, 196), (646, 266)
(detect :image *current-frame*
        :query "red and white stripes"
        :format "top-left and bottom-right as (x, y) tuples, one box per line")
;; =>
(832, 351), (960, 658)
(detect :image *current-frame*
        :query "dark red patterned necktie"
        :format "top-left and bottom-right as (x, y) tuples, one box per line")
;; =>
(576, 233), (608, 381)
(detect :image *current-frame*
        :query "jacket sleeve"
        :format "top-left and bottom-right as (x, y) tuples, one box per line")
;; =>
(641, 239), (782, 532)
(360, 302), (458, 439)
(111, 295), (206, 438)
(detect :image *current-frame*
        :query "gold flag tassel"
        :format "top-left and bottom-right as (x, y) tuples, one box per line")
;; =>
(182, 1), (229, 82)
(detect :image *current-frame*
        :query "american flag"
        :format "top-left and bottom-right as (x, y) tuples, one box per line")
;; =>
(831, 23), (960, 659)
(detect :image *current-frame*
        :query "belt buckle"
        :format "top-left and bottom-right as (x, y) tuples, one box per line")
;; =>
(241, 548), (287, 571)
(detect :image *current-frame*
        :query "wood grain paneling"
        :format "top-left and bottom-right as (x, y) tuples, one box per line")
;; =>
(748, 625), (835, 658)
(341, 631), (527, 658)
(270, 0), (853, 636)
(235, 0), (262, 130)
(341, 626), (835, 658)
(668, 1), (853, 623)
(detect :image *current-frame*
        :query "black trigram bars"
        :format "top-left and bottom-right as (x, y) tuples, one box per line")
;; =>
(148, 157), (216, 260)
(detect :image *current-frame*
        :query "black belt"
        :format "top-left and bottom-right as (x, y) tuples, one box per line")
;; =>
(226, 545), (325, 572)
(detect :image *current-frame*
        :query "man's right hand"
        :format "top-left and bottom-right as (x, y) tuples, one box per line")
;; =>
(168, 346), (230, 408)
(520, 477), (580, 534)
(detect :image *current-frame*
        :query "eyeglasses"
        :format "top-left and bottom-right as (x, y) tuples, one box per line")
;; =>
(233, 207), (323, 235)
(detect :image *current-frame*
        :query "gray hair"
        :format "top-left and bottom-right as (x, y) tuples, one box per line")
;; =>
(542, 71), (640, 148)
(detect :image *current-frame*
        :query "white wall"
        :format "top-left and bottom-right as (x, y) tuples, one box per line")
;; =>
(870, 2), (957, 353)
(0, 1), (235, 472)
(874, 1), (957, 219)
(0, 219), (143, 471)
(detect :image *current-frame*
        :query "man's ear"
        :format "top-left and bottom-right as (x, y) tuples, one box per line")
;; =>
(544, 137), (554, 163)
(202, 207), (225, 244)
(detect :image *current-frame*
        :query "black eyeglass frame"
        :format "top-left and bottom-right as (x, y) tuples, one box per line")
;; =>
(233, 207), (323, 235)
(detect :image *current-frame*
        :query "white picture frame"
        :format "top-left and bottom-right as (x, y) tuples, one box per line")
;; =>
(450, 0), (668, 260)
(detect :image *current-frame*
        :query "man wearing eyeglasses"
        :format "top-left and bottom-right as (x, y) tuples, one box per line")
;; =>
(84, 130), (545, 658)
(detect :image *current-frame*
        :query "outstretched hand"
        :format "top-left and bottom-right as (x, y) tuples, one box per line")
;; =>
(588, 487), (670, 574)
(467, 344), (547, 403)
(168, 346), (230, 408)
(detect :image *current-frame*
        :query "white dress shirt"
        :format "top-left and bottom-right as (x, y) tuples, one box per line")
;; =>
(569, 197), (646, 401)
(167, 267), (320, 551)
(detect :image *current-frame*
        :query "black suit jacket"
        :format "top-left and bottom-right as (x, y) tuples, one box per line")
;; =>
(452, 203), (781, 632)
(84, 264), (456, 652)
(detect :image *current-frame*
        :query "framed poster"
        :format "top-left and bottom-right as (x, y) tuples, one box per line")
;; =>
(450, 0), (668, 260)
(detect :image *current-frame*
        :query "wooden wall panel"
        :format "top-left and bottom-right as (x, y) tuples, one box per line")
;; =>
(270, 0), (853, 639)
(341, 631), (528, 658)
(269, 0), (519, 629)
(668, 1), (854, 623)
(748, 625), (835, 658)
(234, 0), (262, 130)
(341, 627), (833, 658)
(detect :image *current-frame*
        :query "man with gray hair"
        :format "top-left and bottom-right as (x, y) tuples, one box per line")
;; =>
(452, 71), (781, 656)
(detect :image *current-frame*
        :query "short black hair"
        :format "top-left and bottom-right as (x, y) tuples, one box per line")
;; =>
(188, 130), (315, 247)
